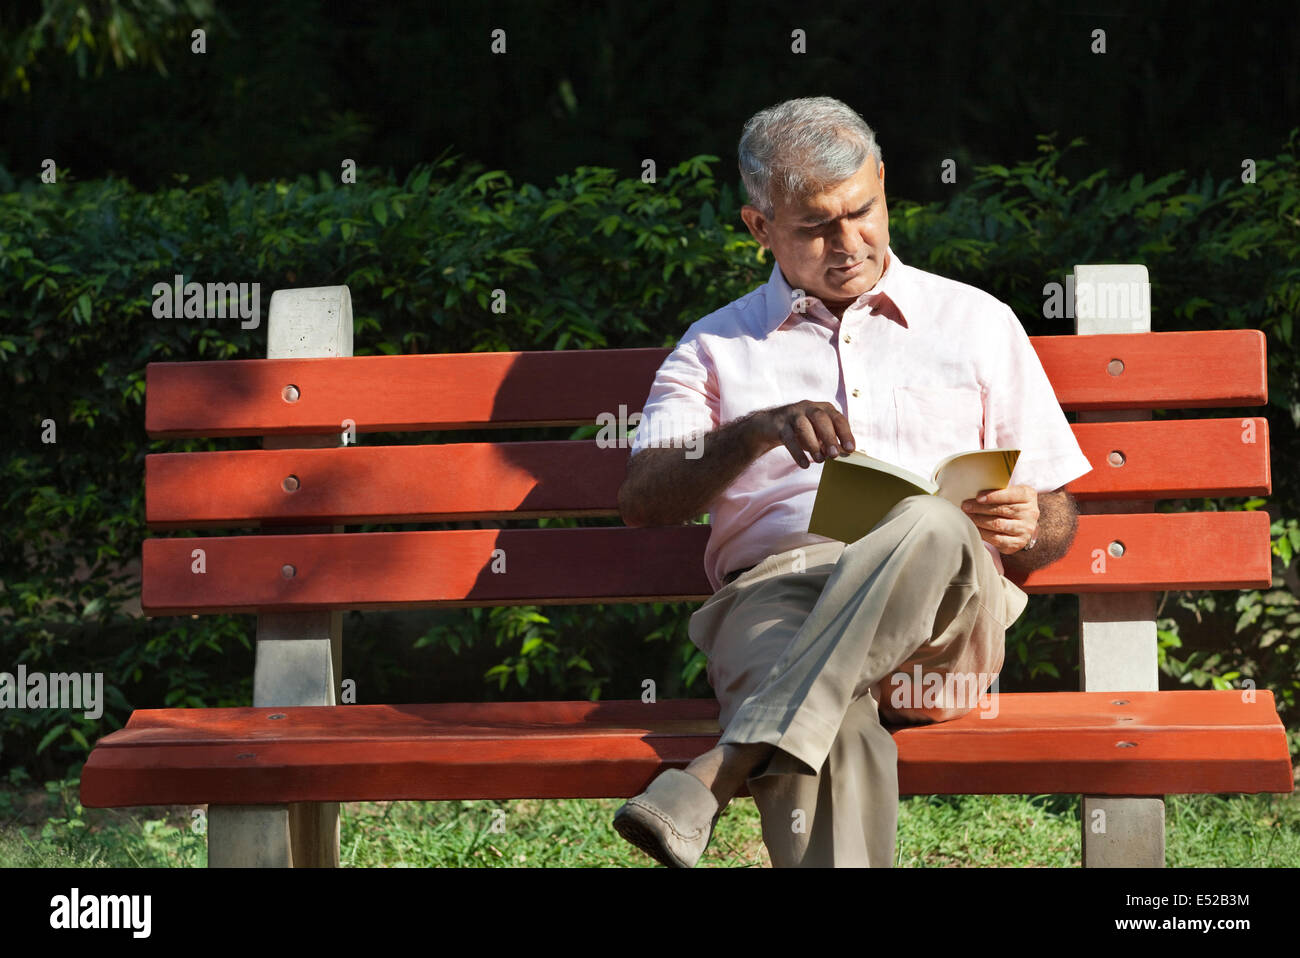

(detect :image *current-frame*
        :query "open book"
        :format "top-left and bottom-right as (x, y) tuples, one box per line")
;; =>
(807, 448), (1020, 544)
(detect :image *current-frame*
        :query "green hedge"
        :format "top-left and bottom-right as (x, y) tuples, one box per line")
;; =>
(1, 133), (1297, 778)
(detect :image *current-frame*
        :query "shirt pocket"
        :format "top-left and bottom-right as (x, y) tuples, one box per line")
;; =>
(893, 384), (985, 474)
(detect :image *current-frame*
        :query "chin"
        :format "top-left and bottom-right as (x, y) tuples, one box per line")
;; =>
(836, 271), (877, 291)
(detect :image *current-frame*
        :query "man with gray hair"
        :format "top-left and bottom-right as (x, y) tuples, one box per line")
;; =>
(612, 96), (1092, 867)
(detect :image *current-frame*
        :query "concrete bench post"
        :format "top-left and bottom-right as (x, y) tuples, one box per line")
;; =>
(207, 286), (353, 868)
(1073, 264), (1164, 867)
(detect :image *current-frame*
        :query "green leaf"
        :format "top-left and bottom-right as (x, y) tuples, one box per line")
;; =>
(539, 200), (569, 222)
(36, 724), (67, 754)
(372, 201), (388, 226)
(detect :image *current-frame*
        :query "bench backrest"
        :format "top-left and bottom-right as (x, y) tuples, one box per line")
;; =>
(141, 325), (1271, 615)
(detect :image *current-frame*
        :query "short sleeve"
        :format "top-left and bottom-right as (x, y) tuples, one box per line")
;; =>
(628, 334), (719, 457)
(983, 308), (1094, 492)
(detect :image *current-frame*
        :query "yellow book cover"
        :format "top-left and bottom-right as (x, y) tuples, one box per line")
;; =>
(807, 448), (1020, 544)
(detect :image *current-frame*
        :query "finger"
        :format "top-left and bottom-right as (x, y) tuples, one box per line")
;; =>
(986, 534), (1022, 554)
(826, 406), (856, 452)
(779, 424), (810, 468)
(791, 415), (825, 463)
(967, 515), (1004, 535)
(807, 409), (842, 458)
(968, 515), (1029, 537)
(993, 480), (1034, 504)
(975, 485), (1034, 505)
(969, 521), (1024, 548)
(963, 501), (1024, 518)
(970, 500), (1029, 519)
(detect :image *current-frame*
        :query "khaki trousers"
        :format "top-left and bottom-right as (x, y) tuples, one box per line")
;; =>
(688, 494), (1029, 867)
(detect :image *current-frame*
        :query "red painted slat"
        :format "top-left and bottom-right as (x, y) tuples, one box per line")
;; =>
(141, 526), (716, 613)
(139, 512), (1273, 615)
(145, 440), (625, 529)
(1067, 418), (1270, 500)
(145, 349), (667, 438)
(1018, 511), (1272, 592)
(1034, 329), (1267, 411)
(143, 418), (1271, 528)
(77, 691), (1293, 806)
(143, 330), (1268, 438)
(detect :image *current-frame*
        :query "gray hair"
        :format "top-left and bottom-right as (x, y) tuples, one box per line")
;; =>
(738, 96), (883, 220)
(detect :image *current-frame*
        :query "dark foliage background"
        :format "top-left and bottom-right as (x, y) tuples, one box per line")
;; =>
(1, 0), (1297, 202)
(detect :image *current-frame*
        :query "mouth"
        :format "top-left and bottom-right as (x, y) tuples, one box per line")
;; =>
(831, 259), (867, 275)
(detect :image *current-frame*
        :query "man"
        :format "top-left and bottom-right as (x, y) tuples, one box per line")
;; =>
(611, 96), (1093, 867)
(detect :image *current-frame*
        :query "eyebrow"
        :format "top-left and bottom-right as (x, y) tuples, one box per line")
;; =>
(799, 197), (875, 228)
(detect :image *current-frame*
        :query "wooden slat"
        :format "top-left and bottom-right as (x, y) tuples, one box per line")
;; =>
(143, 526), (713, 613)
(145, 349), (667, 438)
(140, 512), (1272, 615)
(1067, 417), (1270, 500)
(78, 691), (1293, 807)
(1019, 511), (1272, 592)
(145, 440), (624, 529)
(1032, 329), (1267, 410)
(143, 418), (1271, 528)
(143, 330), (1268, 438)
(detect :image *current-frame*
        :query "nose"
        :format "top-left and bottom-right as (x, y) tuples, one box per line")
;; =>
(833, 220), (866, 257)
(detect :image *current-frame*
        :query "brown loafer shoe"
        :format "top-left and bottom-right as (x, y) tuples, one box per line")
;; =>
(613, 769), (722, 868)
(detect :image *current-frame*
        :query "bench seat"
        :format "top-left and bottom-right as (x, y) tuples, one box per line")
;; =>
(81, 690), (1292, 806)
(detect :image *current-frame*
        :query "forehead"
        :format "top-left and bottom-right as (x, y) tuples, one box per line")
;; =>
(780, 161), (880, 220)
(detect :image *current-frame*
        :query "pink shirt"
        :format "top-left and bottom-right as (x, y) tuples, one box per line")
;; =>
(628, 247), (1094, 592)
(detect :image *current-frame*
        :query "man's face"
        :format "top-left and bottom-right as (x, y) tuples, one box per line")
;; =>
(741, 158), (889, 315)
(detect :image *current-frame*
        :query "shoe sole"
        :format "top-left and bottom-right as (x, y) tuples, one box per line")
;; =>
(613, 806), (690, 868)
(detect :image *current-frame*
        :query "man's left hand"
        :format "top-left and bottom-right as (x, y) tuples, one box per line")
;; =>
(960, 485), (1039, 554)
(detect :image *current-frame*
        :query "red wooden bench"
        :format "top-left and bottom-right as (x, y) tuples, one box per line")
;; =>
(80, 267), (1294, 866)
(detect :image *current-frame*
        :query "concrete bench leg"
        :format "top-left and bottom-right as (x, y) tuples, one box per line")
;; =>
(208, 806), (293, 867)
(244, 611), (344, 868)
(1082, 797), (1166, 867)
(205, 286), (354, 869)
(1075, 266), (1165, 868)
(1077, 594), (1167, 867)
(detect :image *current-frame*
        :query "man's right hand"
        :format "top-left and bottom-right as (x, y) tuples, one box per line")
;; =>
(619, 400), (856, 527)
(748, 400), (856, 469)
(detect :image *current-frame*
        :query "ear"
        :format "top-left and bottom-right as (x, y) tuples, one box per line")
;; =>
(878, 161), (886, 189)
(739, 205), (771, 248)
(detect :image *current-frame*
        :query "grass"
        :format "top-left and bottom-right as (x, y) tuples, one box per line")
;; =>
(0, 777), (1295, 867)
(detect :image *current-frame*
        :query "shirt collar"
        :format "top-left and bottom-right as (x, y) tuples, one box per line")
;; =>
(763, 246), (912, 333)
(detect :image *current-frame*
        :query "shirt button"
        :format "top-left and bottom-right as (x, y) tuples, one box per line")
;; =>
(843, 334), (852, 343)
(852, 388), (861, 398)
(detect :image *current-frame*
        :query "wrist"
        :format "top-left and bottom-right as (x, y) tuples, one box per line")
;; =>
(740, 409), (774, 459)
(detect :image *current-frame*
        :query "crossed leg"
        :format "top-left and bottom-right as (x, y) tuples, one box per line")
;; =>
(685, 494), (1018, 866)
